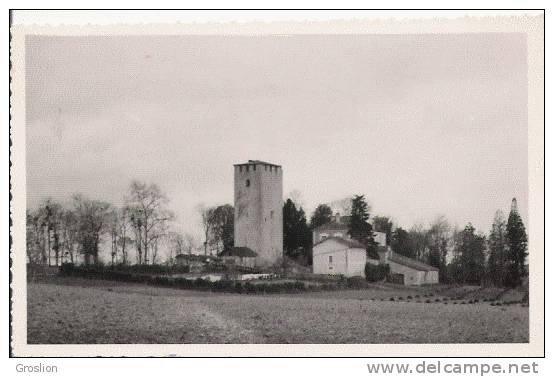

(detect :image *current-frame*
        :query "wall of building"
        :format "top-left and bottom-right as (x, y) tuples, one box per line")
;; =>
(388, 260), (425, 285)
(313, 228), (348, 244)
(422, 270), (439, 284)
(234, 162), (283, 267)
(346, 249), (366, 277)
(313, 228), (386, 247)
(222, 256), (256, 268)
(373, 231), (387, 247)
(312, 239), (366, 277)
(387, 261), (438, 285)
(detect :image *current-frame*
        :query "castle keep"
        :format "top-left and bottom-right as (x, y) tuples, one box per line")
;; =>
(233, 160), (283, 267)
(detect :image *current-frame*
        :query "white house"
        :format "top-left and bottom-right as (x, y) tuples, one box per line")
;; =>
(311, 214), (438, 285)
(312, 213), (387, 247)
(312, 237), (367, 277)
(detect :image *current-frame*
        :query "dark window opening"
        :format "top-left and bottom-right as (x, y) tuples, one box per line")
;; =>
(245, 179), (250, 187)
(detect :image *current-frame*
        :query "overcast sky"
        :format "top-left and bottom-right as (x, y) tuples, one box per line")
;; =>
(26, 34), (528, 238)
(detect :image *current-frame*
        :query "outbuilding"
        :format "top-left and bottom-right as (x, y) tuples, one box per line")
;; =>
(219, 246), (258, 268)
(174, 254), (209, 272)
(312, 237), (367, 277)
(386, 252), (439, 286)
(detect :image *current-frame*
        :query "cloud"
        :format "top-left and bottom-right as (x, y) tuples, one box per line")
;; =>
(26, 33), (528, 236)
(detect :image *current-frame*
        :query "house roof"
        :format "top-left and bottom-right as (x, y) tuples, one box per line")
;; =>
(388, 253), (439, 272)
(234, 160), (281, 168)
(220, 246), (258, 258)
(175, 254), (209, 262)
(313, 221), (348, 232)
(313, 236), (366, 249)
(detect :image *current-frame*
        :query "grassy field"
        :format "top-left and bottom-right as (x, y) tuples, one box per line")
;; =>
(27, 277), (528, 344)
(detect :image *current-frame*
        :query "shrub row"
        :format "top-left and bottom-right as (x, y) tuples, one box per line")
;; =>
(150, 276), (308, 294)
(59, 263), (309, 294)
(60, 262), (193, 275)
(364, 263), (390, 282)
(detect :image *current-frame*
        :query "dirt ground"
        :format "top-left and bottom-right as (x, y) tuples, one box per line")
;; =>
(27, 278), (529, 344)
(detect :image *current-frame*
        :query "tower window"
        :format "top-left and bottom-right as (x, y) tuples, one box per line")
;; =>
(253, 165), (256, 171)
(270, 210), (274, 219)
(245, 179), (250, 187)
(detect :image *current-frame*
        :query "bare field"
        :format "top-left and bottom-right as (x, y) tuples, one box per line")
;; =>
(27, 278), (528, 344)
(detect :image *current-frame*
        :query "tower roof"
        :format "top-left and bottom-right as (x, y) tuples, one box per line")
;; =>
(234, 160), (281, 168)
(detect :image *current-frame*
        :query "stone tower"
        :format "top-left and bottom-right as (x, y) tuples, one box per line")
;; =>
(234, 160), (283, 267)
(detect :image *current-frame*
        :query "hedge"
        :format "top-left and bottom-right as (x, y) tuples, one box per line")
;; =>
(59, 263), (308, 294)
(364, 263), (390, 282)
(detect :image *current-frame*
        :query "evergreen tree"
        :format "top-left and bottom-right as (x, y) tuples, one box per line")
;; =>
(450, 223), (486, 284)
(373, 216), (393, 246)
(310, 204), (333, 229)
(505, 198), (528, 287)
(347, 195), (377, 257)
(390, 227), (415, 258)
(283, 199), (312, 261)
(487, 210), (507, 286)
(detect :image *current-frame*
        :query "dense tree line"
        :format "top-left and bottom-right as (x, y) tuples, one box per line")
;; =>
(28, 182), (528, 288)
(27, 181), (178, 266)
(283, 195), (528, 288)
(384, 200), (527, 287)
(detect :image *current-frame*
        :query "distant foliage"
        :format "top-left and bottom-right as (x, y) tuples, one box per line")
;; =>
(209, 204), (235, 254)
(348, 195), (378, 257)
(60, 262), (191, 275)
(309, 204), (333, 229)
(348, 195), (372, 244)
(448, 223), (486, 285)
(426, 216), (451, 283)
(487, 210), (508, 286)
(364, 263), (390, 282)
(372, 216), (393, 245)
(390, 227), (415, 258)
(59, 264), (312, 294)
(283, 198), (312, 261)
(126, 181), (174, 265)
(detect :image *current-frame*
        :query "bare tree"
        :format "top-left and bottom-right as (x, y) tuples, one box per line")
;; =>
(59, 208), (79, 264)
(117, 206), (132, 265)
(208, 204), (234, 254)
(125, 181), (174, 264)
(72, 194), (111, 265)
(197, 204), (216, 255)
(128, 207), (143, 264)
(168, 231), (198, 262)
(107, 208), (122, 265)
(26, 210), (44, 265)
(409, 223), (430, 261)
(427, 215), (451, 281)
(150, 219), (169, 265)
(36, 199), (63, 266)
